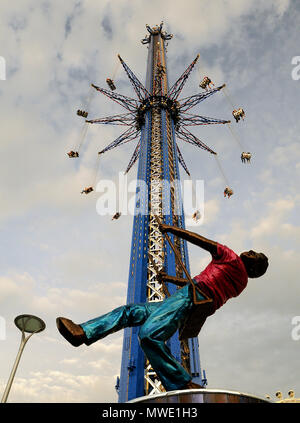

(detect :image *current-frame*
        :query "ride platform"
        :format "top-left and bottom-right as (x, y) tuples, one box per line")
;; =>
(129, 388), (271, 404)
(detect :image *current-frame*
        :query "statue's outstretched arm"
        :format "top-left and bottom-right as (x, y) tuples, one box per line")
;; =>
(158, 272), (189, 287)
(159, 224), (218, 256)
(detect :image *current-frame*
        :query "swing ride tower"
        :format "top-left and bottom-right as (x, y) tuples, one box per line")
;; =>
(85, 23), (230, 402)
(118, 25), (204, 402)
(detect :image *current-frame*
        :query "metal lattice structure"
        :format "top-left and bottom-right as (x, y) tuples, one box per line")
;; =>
(87, 22), (229, 402)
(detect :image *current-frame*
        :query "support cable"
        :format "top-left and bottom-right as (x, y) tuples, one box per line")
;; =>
(119, 172), (127, 214)
(188, 173), (201, 214)
(92, 154), (102, 188)
(227, 123), (245, 150)
(112, 57), (121, 80)
(223, 86), (237, 110)
(74, 85), (95, 153)
(214, 154), (230, 186)
(76, 122), (89, 152)
(85, 84), (96, 110)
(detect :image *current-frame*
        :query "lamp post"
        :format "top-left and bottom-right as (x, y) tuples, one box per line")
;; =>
(1, 314), (46, 403)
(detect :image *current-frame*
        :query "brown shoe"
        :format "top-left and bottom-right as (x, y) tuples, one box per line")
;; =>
(184, 381), (203, 390)
(56, 317), (87, 347)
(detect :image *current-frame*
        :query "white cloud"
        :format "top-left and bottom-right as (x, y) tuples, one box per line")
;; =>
(251, 198), (296, 239)
(0, 370), (116, 402)
(0, 0), (299, 404)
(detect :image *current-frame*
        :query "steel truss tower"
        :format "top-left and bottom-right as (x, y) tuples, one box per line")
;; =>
(118, 24), (206, 402)
(87, 23), (228, 403)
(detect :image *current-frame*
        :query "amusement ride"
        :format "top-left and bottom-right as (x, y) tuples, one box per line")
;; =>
(67, 22), (252, 402)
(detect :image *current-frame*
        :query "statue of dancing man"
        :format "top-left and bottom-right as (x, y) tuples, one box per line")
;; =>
(57, 224), (268, 392)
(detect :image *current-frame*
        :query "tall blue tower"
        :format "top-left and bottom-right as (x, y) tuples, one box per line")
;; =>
(87, 22), (228, 403)
(118, 24), (205, 402)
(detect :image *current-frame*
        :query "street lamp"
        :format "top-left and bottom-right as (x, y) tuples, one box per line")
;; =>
(1, 314), (46, 403)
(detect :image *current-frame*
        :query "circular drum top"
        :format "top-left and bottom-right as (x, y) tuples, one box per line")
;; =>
(129, 388), (272, 404)
(14, 314), (46, 334)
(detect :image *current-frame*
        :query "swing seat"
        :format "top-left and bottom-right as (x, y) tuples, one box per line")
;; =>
(81, 187), (93, 194)
(224, 187), (233, 197)
(241, 152), (251, 160)
(199, 77), (212, 90)
(77, 110), (88, 118)
(233, 108), (245, 119)
(67, 151), (79, 158)
(112, 212), (121, 220)
(192, 210), (201, 221)
(106, 78), (116, 91)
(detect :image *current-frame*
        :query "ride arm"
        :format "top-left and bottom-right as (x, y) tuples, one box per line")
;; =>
(86, 113), (135, 126)
(91, 84), (138, 113)
(98, 127), (140, 155)
(179, 84), (226, 112)
(124, 141), (140, 174)
(118, 55), (150, 101)
(160, 224), (218, 256)
(176, 145), (190, 176)
(180, 112), (230, 126)
(168, 54), (200, 100)
(176, 126), (217, 154)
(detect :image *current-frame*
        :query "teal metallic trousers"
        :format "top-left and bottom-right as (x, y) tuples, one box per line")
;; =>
(80, 284), (204, 391)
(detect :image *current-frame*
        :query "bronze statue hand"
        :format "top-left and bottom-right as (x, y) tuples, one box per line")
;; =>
(157, 270), (167, 282)
(159, 223), (169, 233)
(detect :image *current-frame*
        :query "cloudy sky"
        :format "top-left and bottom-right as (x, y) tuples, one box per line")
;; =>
(0, 0), (299, 403)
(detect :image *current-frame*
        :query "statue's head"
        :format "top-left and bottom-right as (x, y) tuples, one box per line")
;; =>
(240, 250), (269, 278)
